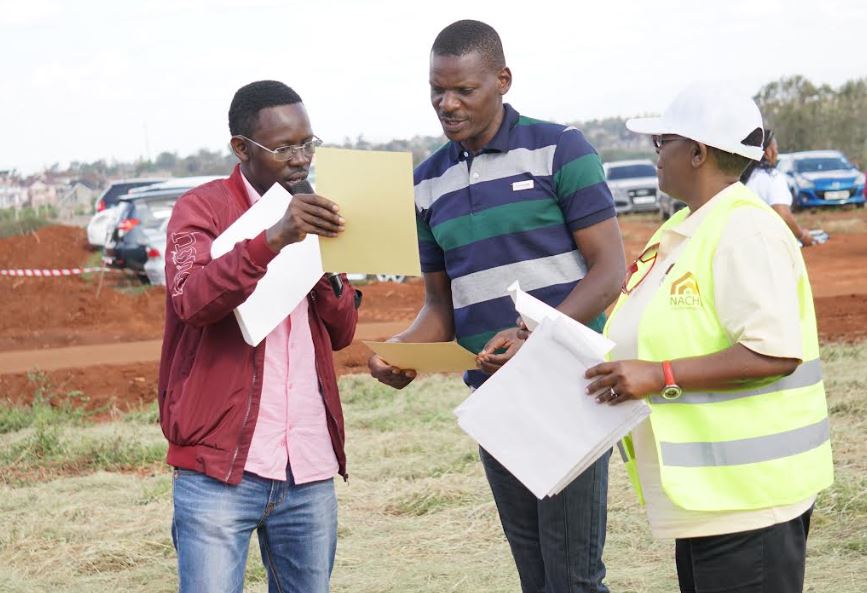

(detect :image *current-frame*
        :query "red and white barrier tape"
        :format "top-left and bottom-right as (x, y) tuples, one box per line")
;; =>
(0, 267), (113, 277)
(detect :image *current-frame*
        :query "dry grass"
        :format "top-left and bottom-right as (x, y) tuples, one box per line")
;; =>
(618, 205), (867, 238)
(794, 206), (867, 235)
(0, 342), (864, 592)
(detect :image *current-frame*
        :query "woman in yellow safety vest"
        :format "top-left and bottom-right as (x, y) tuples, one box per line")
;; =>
(585, 83), (833, 593)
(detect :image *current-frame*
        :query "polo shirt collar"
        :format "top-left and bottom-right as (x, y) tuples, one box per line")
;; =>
(451, 103), (519, 161)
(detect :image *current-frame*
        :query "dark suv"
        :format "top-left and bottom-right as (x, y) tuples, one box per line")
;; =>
(86, 178), (165, 248)
(104, 176), (224, 279)
(94, 178), (165, 213)
(104, 189), (182, 277)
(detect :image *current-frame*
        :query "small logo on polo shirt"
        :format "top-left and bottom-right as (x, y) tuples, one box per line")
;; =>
(669, 272), (702, 308)
(512, 180), (534, 191)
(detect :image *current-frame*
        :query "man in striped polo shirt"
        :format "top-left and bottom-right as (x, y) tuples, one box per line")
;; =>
(369, 20), (625, 592)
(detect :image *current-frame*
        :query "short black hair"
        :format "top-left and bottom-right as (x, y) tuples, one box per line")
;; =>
(708, 147), (752, 177)
(708, 127), (763, 177)
(431, 20), (505, 71)
(228, 80), (302, 137)
(739, 128), (775, 183)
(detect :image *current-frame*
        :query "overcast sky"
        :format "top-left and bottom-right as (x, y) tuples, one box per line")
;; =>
(2, 0), (865, 174)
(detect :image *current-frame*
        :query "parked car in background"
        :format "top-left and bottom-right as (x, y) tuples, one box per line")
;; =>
(86, 178), (165, 248)
(105, 176), (223, 280)
(143, 218), (169, 286)
(603, 159), (663, 214)
(777, 150), (865, 210)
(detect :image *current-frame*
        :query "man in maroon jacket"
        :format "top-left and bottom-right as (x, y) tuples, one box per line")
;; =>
(159, 80), (358, 593)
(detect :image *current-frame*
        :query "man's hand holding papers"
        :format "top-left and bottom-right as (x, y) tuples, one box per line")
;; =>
(368, 342), (418, 389)
(455, 283), (651, 499)
(366, 340), (478, 386)
(212, 148), (421, 347)
(477, 326), (524, 375)
(265, 190), (345, 249)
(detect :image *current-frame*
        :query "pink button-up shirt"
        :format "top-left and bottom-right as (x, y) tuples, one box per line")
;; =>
(241, 175), (338, 484)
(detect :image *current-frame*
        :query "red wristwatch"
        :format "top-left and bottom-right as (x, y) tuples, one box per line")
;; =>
(661, 360), (682, 400)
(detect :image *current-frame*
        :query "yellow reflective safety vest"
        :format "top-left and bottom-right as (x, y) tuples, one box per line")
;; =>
(606, 184), (833, 512)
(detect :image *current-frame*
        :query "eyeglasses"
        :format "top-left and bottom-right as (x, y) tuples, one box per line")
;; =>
(622, 242), (660, 295)
(236, 135), (323, 161)
(651, 134), (688, 150)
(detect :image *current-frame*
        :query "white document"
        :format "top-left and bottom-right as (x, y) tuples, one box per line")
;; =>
(211, 184), (323, 346)
(456, 289), (649, 499)
(507, 280), (615, 359)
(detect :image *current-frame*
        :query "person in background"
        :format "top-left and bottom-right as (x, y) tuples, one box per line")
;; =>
(586, 83), (833, 593)
(741, 129), (814, 246)
(160, 80), (358, 593)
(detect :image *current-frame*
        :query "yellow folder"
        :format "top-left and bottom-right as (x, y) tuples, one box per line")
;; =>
(315, 147), (422, 277)
(363, 341), (478, 373)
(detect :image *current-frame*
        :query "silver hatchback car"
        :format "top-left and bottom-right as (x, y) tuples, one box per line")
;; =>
(603, 159), (664, 214)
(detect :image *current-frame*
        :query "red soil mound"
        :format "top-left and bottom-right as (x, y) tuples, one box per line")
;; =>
(1, 218), (865, 413)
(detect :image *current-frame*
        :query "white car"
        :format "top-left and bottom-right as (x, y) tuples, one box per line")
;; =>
(143, 218), (169, 286)
(86, 178), (165, 248)
(87, 206), (123, 250)
(603, 160), (663, 214)
(138, 176), (225, 284)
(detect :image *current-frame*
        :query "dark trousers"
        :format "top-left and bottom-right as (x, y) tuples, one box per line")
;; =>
(675, 506), (813, 593)
(480, 447), (611, 593)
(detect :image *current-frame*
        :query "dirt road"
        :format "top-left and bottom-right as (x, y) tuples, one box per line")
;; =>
(0, 321), (409, 374)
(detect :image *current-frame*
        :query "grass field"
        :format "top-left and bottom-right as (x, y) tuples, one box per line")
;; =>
(0, 342), (864, 592)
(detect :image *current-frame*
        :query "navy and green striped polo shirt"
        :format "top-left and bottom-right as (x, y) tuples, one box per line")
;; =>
(414, 103), (615, 388)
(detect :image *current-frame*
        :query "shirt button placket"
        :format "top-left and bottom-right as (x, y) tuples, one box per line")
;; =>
(466, 154), (477, 214)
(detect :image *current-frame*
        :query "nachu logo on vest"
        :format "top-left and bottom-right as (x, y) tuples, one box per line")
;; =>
(670, 272), (702, 308)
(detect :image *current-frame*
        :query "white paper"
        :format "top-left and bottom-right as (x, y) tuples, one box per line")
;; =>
(456, 315), (649, 499)
(508, 280), (614, 360)
(211, 184), (323, 346)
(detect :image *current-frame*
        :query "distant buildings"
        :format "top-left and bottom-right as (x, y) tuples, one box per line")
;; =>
(0, 170), (29, 210)
(0, 170), (99, 218)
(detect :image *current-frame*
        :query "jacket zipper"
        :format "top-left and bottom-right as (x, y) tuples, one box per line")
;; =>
(307, 292), (346, 476)
(226, 349), (257, 482)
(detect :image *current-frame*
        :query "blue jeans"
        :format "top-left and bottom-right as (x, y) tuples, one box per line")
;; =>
(480, 447), (611, 593)
(171, 467), (337, 593)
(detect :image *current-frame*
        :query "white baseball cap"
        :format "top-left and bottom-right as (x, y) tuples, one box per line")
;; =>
(627, 82), (764, 161)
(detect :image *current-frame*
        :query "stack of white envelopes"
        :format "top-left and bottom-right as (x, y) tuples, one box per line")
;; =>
(455, 282), (650, 499)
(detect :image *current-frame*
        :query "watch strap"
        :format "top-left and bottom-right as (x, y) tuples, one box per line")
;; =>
(662, 360), (676, 386)
(661, 360), (682, 400)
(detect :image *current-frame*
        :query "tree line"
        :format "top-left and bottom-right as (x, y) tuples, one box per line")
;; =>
(52, 74), (867, 187)
(756, 75), (867, 168)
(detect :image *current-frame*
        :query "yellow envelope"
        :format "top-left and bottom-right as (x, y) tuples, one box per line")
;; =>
(363, 341), (478, 373)
(314, 147), (421, 276)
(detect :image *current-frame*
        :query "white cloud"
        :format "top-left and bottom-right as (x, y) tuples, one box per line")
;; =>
(2, 0), (866, 173)
(0, 0), (62, 27)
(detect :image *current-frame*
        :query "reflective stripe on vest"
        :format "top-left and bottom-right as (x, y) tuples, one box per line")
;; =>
(660, 417), (830, 467)
(650, 358), (823, 405)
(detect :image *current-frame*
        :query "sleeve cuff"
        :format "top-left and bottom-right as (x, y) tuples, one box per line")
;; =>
(567, 204), (617, 232)
(248, 231), (279, 267)
(738, 339), (803, 363)
(421, 262), (446, 273)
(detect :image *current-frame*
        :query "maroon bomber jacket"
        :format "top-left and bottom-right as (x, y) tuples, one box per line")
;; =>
(158, 165), (358, 485)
